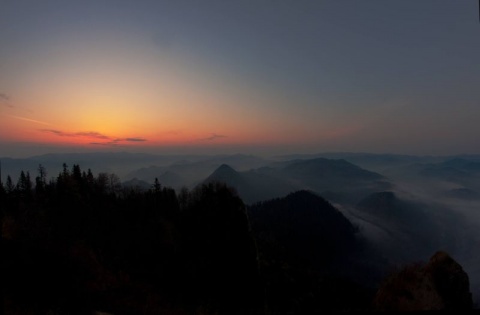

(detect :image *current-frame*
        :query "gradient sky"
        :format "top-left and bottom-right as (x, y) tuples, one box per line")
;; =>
(1, 0), (480, 157)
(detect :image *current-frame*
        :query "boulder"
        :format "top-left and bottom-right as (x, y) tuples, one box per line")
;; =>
(373, 251), (472, 311)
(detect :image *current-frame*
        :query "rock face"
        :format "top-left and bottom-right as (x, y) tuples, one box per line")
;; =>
(373, 251), (473, 311)
(426, 251), (473, 310)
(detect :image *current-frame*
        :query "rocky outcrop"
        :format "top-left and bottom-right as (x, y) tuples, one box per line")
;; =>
(373, 251), (473, 311)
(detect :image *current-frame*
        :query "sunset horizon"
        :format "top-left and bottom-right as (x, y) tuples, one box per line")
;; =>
(2, 1), (480, 158)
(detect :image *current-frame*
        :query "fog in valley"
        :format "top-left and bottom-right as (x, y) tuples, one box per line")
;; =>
(2, 151), (480, 305)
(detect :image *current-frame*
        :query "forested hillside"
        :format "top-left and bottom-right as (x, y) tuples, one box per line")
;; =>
(1, 164), (261, 314)
(0, 164), (473, 314)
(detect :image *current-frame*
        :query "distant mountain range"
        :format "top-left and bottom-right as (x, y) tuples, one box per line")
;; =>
(2, 150), (480, 306)
(205, 158), (390, 204)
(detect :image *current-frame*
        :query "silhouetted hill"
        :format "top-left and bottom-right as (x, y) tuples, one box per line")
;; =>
(275, 152), (446, 174)
(156, 170), (185, 189)
(205, 164), (244, 184)
(201, 153), (270, 170)
(203, 158), (391, 205)
(357, 191), (409, 221)
(249, 190), (357, 267)
(124, 165), (166, 183)
(3, 161), (477, 313)
(357, 191), (438, 226)
(440, 158), (480, 173)
(279, 158), (390, 204)
(248, 190), (376, 312)
(122, 177), (151, 191)
(419, 164), (469, 181)
(282, 158), (383, 180)
(124, 154), (270, 187)
(204, 164), (298, 204)
(383, 157), (480, 190)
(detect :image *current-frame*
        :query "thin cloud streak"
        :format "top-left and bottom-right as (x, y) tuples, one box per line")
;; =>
(41, 129), (110, 140)
(76, 131), (111, 140)
(91, 138), (147, 146)
(4, 113), (51, 126)
(198, 133), (227, 141)
(123, 137), (147, 142)
(40, 129), (147, 145)
(90, 142), (120, 146)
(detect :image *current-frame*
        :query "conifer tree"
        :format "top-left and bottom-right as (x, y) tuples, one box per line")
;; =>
(153, 178), (161, 193)
(35, 164), (47, 194)
(6, 175), (14, 193)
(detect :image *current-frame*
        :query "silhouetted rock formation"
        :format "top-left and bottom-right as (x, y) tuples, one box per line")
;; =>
(373, 251), (473, 311)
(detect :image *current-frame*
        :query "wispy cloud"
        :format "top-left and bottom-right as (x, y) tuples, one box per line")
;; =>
(0, 93), (13, 108)
(0, 93), (34, 113)
(41, 129), (110, 140)
(198, 133), (227, 141)
(4, 114), (51, 126)
(122, 137), (147, 142)
(76, 131), (111, 140)
(40, 129), (66, 136)
(40, 129), (147, 145)
(90, 137), (147, 146)
(90, 141), (119, 146)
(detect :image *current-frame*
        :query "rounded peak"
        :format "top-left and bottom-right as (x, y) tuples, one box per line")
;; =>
(427, 251), (460, 271)
(429, 251), (452, 263)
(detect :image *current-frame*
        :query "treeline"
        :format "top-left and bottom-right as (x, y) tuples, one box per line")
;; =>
(2, 163), (396, 314)
(1, 164), (261, 314)
(1, 163), (124, 198)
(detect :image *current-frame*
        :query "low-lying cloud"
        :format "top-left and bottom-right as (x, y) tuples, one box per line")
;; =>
(123, 137), (147, 142)
(41, 129), (110, 140)
(40, 129), (147, 145)
(199, 133), (227, 141)
(76, 131), (111, 140)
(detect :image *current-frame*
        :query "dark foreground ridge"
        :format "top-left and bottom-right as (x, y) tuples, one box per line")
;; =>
(374, 251), (473, 311)
(0, 164), (475, 314)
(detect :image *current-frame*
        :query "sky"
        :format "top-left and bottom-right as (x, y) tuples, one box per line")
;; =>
(1, 0), (480, 158)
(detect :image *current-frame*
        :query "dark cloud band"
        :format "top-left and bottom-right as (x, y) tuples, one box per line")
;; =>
(40, 129), (147, 145)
